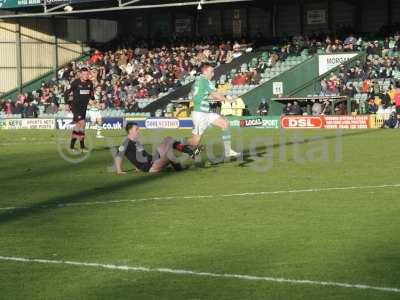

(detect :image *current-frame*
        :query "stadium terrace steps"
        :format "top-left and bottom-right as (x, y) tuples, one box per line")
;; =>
(280, 52), (368, 114)
(219, 54), (313, 109)
(241, 52), (367, 115)
(142, 51), (261, 114)
(288, 52), (367, 98)
(240, 55), (317, 115)
(142, 52), (317, 116)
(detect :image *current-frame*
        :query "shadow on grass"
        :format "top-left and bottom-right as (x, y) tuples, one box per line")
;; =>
(235, 129), (381, 168)
(0, 129), (381, 226)
(0, 172), (170, 225)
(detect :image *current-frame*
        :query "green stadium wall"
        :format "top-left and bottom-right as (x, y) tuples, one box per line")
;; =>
(241, 55), (319, 115)
(242, 52), (367, 116)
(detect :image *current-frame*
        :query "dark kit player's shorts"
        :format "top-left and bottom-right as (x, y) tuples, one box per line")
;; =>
(72, 107), (87, 122)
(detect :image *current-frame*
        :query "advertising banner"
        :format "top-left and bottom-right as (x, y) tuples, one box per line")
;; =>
(101, 117), (124, 130)
(318, 53), (358, 75)
(55, 118), (123, 130)
(272, 82), (284, 96)
(0, 118), (55, 129)
(0, 0), (101, 9)
(0, 0), (40, 8)
(178, 119), (193, 129)
(145, 118), (180, 129)
(323, 116), (369, 129)
(281, 116), (324, 129)
(125, 118), (194, 129)
(228, 116), (280, 129)
(175, 18), (192, 34)
(55, 118), (74, 130)
(307, 9), (327, 25)
(0, 116), (375, 131)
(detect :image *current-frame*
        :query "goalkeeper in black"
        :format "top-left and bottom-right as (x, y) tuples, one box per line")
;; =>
(115, 123), (196, 174)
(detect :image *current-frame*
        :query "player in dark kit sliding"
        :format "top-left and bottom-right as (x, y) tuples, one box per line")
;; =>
(65, 68), (94, 153)
(115, 123), (196, 174)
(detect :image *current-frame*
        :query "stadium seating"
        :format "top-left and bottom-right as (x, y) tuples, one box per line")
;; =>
(216, 52), (311, 100)
(4, 33), (400, 118)
(1, 39), (249, 117)
(318, 46), (400, 115)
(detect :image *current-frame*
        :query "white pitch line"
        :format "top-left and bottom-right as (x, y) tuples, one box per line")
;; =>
(0, 255), (399, 294)
(1, 183), (400, 212)
(221, 184), (400, 197)
(0, 141), (55, 146)
(0, 206), (28, 211)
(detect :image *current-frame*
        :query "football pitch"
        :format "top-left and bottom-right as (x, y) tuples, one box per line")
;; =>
(0, 128), (399, 300)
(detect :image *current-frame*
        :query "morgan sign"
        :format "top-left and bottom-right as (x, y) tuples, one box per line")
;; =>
(318, 53), (358, 75)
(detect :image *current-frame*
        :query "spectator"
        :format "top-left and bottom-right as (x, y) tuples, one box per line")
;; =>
(321, 100), (332, 115)
(46, 102), (59, 114)
(344, 34), (357, 51)
(342, 83), (357, 98)
(258, 99), (269, 116)
(394, 82), (400, 118)
(368, 98), (378, 114)
(335, 102), (347, 115)
(283, 102), (292, 115)
(249, 69), (261, 85)
(4, 99), (14, 115)
(14, 95), (25, 115)
(23, 101), (38, 118)
(90, 50), (104, 65)
(312, 100), (322, 116)
(232, 72), (248, 86)
(125, 97), (140, 113)
(382, 111), (398, 128)
(290, 101), (303, 115)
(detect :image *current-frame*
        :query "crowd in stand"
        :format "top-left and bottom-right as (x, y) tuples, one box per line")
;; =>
(281, 100), (334, 116)
(1, 37), (249, 116)
(216, 42), (304, 93)
(5, 32), (357, 117)
(258, 30), (400, 117)
(5, 29), (400, 118)
(218, 32), (364, 90)
(320, 47), (400, 115)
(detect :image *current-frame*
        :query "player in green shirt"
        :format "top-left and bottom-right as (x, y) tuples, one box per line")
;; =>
(187, 63), (240, 158)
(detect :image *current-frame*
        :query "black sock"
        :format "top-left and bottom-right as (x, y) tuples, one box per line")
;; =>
(173, 141), (193, 156)
(170, 162), (184, 171)
(80, 139), (85, 149)
(70, 138), (77, 149)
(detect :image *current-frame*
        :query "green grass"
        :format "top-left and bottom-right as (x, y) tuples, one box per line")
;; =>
(0, 128), (400, 300)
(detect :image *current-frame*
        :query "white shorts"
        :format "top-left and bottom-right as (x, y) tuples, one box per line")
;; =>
(88, 110), (102, 123)
(192, 111), (220, 136)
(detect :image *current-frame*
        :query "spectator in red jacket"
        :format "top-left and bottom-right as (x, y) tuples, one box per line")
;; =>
(232, 72), (248, 86)
(136, 85), (149, 98)
(4, 100), (14, 115)
(90, 50), (104, 64)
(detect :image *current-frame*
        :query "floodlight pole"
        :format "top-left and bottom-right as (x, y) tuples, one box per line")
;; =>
(15, 20), (22, 93)
(52, 17), (59, 81)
